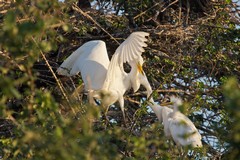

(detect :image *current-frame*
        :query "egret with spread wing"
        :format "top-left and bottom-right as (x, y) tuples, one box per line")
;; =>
(57, 32), (152, 122)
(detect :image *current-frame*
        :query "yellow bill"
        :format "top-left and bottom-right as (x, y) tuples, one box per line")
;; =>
(137, 62), (144, 75)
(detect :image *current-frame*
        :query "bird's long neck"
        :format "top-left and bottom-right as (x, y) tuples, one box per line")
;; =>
(128, 66), (140, 92)
(123, 74), (132, 92)
(148, 99), (163, 122)
(173, 104), (179, 113)
(139, 75), (152, 98)
(149, 99), (158, 111)
(161, 109), (169, 124)
(128, 60), (153, 98)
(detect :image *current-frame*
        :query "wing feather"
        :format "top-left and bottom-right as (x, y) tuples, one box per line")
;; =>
(127, 43), (134, 62)
(57, 40), (110, 90)
(115, 32), (149, 63)
(103, 32), (149, 89)
(169, 112), (202, 146)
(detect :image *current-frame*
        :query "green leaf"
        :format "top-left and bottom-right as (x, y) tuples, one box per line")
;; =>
(225, 0), (231, 4)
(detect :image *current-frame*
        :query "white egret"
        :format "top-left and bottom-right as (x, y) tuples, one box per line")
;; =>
(165, 96), (202, 148)
(148, 98), (173, 123)
(148, 97), (202, 148)
(57, 32), (152, 122)
(148, 98), (173, 138)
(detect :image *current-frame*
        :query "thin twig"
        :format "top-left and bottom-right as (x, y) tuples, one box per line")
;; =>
(134, 2), (160, 20)
(161, 0), (179, 13)
(72, 4), (120, 45)
(186, 0), (190, 25)
(133, 0), (179, 21)
(124, 97), (140, 104)
(128, 89), (189, 97)
(178, 0), (182, 25)
(13, 18), (75, 115)
(0, 51), (25, 71)
(31, 37), (76, 116)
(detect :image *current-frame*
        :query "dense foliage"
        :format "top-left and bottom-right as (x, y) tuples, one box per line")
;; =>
(0, 0), (239, 159)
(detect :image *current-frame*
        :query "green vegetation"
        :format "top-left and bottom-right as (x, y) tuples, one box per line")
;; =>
(0, 0), (239, 159)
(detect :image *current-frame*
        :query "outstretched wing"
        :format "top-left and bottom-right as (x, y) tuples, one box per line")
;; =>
(57, 40), (110, 90)
(116, 32), (149, 63)
(103, 32), (149, 89)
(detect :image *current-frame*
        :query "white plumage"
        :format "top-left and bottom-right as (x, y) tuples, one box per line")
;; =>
(149, 97), (202, 148)
(165, 97), (202, 147)
(57, 32), (152, 122)
(148, 98), (173, 123)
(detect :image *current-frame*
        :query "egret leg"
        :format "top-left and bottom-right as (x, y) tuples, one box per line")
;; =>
(119, 97), (127, 125)
(104, 105), (110, 122)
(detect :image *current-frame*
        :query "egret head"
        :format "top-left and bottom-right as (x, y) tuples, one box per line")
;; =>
(160, 96), (183, 111)
(136, 59), (153, 98)
(170, 96), (183, 107)
(167, 96), (183, 112)
(128, 56), (152, 98)
(191, 140), (203, 148)
(129, 57), (145, 92)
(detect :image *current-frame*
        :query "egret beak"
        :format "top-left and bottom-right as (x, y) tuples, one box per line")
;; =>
(137, 62), (144, 75)
(160, 102), (174, 106)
